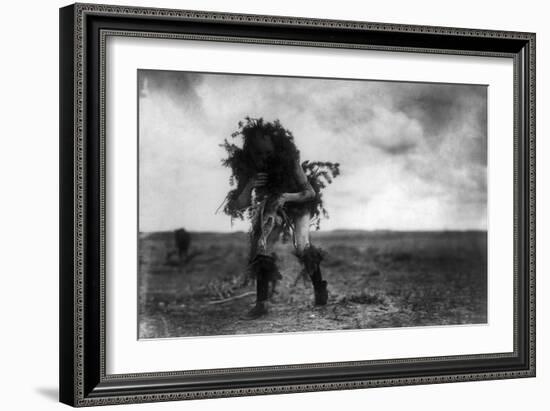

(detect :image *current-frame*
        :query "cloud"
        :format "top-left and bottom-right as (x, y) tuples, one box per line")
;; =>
(139, 70), (204, 112)
(138, 71), (487, 232)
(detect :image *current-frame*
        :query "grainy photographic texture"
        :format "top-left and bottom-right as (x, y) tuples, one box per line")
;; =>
(138, 70), (487, 339)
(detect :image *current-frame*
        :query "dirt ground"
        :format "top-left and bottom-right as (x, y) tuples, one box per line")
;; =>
(138, 230), (487, 339)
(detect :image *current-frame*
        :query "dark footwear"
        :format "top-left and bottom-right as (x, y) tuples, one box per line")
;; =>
(314, 281), (328, 305)
(243, 301), (268, 319)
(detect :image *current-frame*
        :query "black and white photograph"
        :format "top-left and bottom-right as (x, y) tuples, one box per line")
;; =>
(53, 1), (537, 407)
(137, 70), (488, 339)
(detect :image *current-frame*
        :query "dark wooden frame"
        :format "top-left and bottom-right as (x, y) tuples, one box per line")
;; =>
(59, 2), (536, 407)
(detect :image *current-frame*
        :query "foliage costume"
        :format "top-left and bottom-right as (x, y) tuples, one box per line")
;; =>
(221, 118), (340, 312)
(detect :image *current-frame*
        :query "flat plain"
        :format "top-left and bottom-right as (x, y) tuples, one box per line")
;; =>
(138, 230), (487, 338)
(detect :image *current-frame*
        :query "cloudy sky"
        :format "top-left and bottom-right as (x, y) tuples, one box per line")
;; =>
(138, 70), (487, 233)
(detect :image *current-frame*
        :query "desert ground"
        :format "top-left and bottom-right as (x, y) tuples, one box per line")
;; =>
(138, 230), (487, 339)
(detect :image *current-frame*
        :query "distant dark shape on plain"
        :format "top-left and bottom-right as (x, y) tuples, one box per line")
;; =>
(174, 228), (191, 263)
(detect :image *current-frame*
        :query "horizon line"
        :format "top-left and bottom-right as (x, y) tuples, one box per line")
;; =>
(140, 228), (488, 234)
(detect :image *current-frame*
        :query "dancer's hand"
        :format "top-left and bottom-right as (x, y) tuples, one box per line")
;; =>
(274, 194), (287, 208)
(252, 173), (268, 188)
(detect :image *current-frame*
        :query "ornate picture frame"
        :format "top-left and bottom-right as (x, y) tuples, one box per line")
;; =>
(59, 3), (535, 407)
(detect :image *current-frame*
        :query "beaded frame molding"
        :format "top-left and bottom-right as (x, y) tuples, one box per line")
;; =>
(59, 3), (535, 407)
